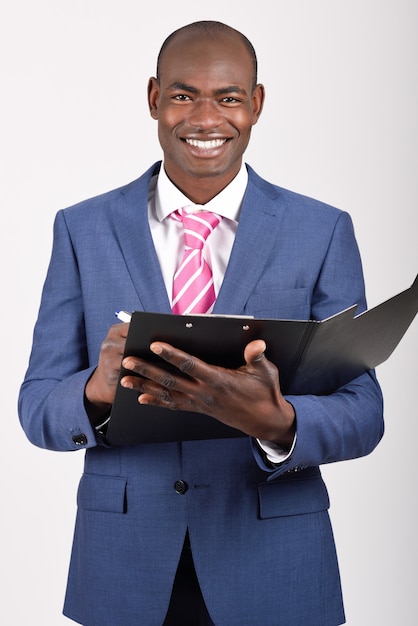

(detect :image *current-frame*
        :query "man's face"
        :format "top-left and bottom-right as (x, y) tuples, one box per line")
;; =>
(148, 31), (264, 193)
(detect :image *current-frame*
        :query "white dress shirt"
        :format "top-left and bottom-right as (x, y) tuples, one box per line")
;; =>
(147, 162), (294, 464)
(148, 162), (243, 303)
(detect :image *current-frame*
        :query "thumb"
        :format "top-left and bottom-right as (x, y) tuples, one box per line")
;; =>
(243, 339), (267, 366)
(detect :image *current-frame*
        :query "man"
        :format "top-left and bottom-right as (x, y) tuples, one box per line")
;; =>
(19, 20), (384, 626)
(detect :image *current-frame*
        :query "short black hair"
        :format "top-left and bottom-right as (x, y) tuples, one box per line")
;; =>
(156, 21), (258, 90)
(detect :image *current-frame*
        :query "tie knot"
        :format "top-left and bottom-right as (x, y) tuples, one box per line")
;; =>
(172, 209), (223, 250)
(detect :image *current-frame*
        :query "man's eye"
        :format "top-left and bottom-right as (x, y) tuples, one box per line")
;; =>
(221, 97), (240, 104)
(174, 94), (191, 101)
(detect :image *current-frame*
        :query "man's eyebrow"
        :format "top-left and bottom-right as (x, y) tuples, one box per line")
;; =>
(215, 86), (248, 96)
(168, 82), (199, 94)
(167, 82), (247, 96)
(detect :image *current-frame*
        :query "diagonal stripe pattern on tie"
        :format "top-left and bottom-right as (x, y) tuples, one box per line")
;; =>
(171, 208), (223, 315)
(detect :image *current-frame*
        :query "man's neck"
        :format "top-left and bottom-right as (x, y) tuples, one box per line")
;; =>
(163, 163), (242, 205)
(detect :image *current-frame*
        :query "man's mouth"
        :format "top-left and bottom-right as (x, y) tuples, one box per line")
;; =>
(185, 138), (227, 150)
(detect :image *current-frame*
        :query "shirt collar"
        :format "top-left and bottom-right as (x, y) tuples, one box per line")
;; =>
(155, 161), (248, 223)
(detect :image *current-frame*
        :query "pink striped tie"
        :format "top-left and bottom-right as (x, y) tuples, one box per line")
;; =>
(171, 208), (223, 315)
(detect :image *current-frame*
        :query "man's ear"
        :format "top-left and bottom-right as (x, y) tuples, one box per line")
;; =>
(147, 77), (159, 119)
(252, 83), (265, 125)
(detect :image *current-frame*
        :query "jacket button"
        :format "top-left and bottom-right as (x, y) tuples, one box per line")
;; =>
(174, 480), (188, 494)
(72, 433), (88, 446)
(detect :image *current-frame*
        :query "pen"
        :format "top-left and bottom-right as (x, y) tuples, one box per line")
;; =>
(115, 310), (132, 323)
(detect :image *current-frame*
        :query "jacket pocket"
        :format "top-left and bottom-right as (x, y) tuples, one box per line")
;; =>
(245, 286), (310, 319)
(258, 475), (330, 519)
(77, 473), (127, 513)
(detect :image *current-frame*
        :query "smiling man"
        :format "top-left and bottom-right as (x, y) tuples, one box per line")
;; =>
(147, 26), (264, 203)
(19, 21), (384, 626)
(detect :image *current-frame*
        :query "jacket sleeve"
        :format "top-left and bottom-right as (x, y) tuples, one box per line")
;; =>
(18, 210), (102, 451)
(252, 210), (384, 478)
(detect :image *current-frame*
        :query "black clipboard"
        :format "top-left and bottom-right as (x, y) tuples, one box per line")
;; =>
(106, 274), (418, 445)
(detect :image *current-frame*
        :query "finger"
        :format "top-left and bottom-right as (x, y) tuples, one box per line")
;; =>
(149, 342), (211, 380)
(243, 340), (283, 393)
(243, 339), (267, 365)
(119, 372), (179, 410)
(109, 320), (130, 338)
(122, 357), (177, 388)
(121, 355), (198, 402)
(120, 368), (168, 397)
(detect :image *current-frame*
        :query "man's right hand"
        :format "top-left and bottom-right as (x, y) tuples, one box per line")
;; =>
(84, 322), (130, 425)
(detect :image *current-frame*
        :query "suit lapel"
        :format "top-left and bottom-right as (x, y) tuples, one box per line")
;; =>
(214, 166), (285, 315)
(109, 163), (285, 316)
(110, 163), (172, 313)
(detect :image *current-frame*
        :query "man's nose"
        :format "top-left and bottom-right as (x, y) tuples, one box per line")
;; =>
(187, 99), (223, 129)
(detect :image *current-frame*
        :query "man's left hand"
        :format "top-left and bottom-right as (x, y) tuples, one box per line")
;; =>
(121, 339), (295, 448)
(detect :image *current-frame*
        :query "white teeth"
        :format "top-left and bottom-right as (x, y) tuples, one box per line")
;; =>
(185, 138), (226, 149)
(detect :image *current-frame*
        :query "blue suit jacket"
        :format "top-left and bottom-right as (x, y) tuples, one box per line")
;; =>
(19, 163), (384, 626)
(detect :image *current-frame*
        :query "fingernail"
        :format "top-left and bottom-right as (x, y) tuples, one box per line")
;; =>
(150, 343), (162, 354)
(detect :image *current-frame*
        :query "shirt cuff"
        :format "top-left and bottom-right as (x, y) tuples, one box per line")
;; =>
(257, 432), (297, 465)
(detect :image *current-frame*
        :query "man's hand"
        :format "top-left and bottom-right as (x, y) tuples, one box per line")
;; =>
(85, 322), (130, 425)
(121, 339), (296, 448)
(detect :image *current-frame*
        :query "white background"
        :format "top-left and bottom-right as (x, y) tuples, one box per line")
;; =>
(1, 1), (417, 624)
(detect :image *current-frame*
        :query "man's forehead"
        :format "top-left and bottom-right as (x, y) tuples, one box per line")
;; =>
(160, 31), (248, 67)
(158, 34), (253, 82)
(165, 28), (240, 48)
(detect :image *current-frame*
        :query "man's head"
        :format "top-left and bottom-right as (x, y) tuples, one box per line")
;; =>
(148, 21), (265, 203)
(156, 21), (259, 91)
